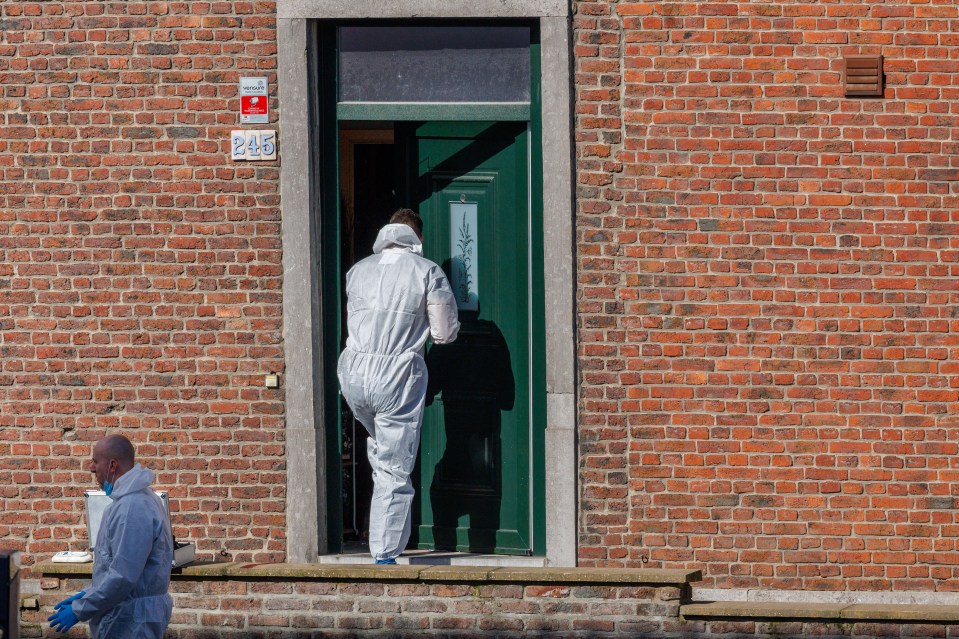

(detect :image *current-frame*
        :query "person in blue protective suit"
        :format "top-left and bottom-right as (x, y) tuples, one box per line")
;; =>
(49, 434), (173, 638)
(338, 209), (460, 564)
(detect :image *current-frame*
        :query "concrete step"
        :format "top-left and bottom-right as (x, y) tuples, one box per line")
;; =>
(317, 549), (546, 567)
(682, 601), (959, 623)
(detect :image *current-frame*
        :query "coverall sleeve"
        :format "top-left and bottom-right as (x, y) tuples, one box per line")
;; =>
(72, 503), (154, 622)
(426, 268), (460, 344)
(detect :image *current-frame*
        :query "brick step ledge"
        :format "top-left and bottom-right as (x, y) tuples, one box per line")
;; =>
(682, 601), (959, 623)
(36, 560), (701, 586)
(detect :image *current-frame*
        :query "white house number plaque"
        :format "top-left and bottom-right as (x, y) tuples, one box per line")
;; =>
(231, 130), (277, 161)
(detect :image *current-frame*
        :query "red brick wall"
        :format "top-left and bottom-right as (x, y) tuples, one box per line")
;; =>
(574, 1), (959, 590)
(0, 1), (285, 564)
(4, 0), (959, 594)
(33, 571), (688, 638)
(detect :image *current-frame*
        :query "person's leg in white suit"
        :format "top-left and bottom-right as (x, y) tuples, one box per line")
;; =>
(365, 367), (426, 562)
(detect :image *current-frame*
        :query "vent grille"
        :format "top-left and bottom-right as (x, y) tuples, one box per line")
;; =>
(844, 55), (884, 97)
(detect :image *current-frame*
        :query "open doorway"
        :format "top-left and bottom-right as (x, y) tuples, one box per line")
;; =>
(336, 119), (541, 556)
(283, 14), (573, 565)
(338, 123), (397, 547)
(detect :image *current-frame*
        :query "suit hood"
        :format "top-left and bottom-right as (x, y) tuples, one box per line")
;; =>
(109, 463), (155, 500)
(372, 223), (423, 255)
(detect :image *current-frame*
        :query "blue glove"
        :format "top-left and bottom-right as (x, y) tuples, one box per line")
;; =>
(49, 592), (84, 633)
(54, 591), (85, 610)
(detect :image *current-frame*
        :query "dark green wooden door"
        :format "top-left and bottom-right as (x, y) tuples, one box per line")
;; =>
(402, 121), (531, 554)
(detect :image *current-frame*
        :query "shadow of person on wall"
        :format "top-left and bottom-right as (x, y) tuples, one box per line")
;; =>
(424, 310), (514, 553)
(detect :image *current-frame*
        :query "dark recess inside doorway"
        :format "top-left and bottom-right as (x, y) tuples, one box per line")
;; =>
(339, 122), (398, 544)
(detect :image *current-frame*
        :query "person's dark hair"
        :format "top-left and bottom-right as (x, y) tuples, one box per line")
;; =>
(389, 208), (423, 237)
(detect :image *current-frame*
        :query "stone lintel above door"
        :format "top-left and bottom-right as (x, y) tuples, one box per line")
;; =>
(278, 0), (568, 19)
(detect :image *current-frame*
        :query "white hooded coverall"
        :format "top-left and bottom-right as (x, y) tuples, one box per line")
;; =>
(337, 223), (460, 561)
(73, 463), (174, 639)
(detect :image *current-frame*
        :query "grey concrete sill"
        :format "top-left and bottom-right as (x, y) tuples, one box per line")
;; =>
(35, 560), (700, 586)
(692, 586), (959, 606)
(682, 601), (959, 623)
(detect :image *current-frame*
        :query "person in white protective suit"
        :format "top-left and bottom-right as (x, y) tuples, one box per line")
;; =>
(338, 209), (460, 564)
(48, 434), (173, 638)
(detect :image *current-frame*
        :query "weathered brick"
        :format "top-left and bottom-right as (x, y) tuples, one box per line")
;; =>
(575, 0), (959, 593)
(5, 0), (959, 614)
(0, 0), (285, 578)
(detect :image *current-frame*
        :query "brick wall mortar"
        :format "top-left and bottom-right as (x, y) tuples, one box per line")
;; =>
(24, 576), (959, 638)
(0, 0), (285, 566)
(22, 576), (687, 638)
(574, 0), (959, 591)
(5, 0), (959, 599)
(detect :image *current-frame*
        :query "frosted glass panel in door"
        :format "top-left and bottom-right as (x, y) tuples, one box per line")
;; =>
(450, 201), (479, 311)
(338, 26), (530, 103)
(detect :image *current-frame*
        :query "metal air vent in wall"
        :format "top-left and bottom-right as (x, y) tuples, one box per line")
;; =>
(843, 55), (884, 97)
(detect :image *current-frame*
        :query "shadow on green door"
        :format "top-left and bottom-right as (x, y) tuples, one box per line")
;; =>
(400, 121), (533, 555)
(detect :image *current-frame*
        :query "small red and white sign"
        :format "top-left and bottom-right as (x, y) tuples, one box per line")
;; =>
(239, 77), (268, 124)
